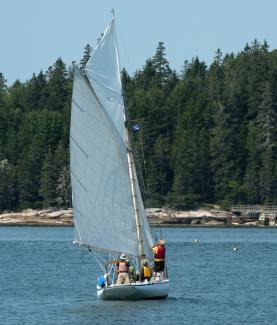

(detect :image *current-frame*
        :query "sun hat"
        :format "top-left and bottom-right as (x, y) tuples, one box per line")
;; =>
(120, 253), (127, 260)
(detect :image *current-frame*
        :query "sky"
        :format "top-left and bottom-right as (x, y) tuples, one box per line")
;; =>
(1, 0), (277, 85)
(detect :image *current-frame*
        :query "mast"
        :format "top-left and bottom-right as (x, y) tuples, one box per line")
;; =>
(111, 9), (145, 259)
(125, 126), (145, 259)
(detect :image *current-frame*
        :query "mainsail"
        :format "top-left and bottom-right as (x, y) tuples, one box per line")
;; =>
(70, 16), (154, 258)
(85, 18), (124, 141)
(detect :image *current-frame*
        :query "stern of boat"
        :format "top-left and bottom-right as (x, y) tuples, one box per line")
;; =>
(97, 279), (170, 300)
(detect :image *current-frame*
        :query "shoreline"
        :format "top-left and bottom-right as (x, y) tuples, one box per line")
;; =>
(0, 223), (272, 228)
(0, 207), (274, 228)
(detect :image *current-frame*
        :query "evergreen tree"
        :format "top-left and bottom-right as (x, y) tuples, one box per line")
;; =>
(152, 42), (172, 87)
(80, 44), (93, 72)
(45, 58), (68, 112)
(243, 122), (260, 203)
(2, 39), (277, 211)
(56, 165), (71, 207)
(0, 73), (7, 106)
(0, 73), (8, 159)
(39, 151), (56, 206)
(0, 159), (16, 211)
(209, 53), (245, 205)
(25, 71), (46, 111)
(259, 146), (275, 203)
(257, 83), (277, 203)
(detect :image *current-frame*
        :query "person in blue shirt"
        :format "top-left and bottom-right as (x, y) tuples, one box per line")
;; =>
(97, 273), (109, 289)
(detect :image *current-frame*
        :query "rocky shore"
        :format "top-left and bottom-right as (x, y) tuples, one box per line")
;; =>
(0, 207), (261, 226)
(147, 208), (261, 226)
(0, 209), (73, 226)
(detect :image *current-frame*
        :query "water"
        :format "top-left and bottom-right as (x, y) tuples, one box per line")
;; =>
(1, 227), (277, 324)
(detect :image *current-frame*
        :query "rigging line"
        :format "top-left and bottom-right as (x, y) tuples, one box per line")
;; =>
(94, 251), (107, 264)
(119, 37), (145, 259)
(125, 126), (145, 258)
(127, 121), (151, 208)
(94, 255), (106, 273)
(128, 120), (150, 204)
(110, 252), (119, 284)
(121, 98), (154, 251)
(144, 129), (160, 207)
(128, 125), (148, 205)
(136, 135), (150, 206)
(129, 123), (153, 246)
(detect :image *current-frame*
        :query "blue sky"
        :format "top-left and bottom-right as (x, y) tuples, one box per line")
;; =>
(1, 0), (277, 84)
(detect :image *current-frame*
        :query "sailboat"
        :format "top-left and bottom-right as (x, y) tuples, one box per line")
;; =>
(70, 10), (169, 300)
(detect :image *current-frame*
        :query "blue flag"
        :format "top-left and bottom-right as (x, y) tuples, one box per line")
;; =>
(132, 124), (140, 132)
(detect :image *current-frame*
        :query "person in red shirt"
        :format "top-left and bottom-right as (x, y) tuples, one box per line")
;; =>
(152, 239), (166, 281)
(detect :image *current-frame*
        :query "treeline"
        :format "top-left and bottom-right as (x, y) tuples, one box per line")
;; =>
(0, 58), (72, 211)
(0, 40), (277, 211)
(124, 40), (277, 208)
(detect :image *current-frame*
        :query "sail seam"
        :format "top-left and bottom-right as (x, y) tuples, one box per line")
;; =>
(80, 69), (127, 153)
(85, 71), (121, 94)
(72, 99), (84, 112)
(71, 170), (88, 192)
(70, 136), (88, 158)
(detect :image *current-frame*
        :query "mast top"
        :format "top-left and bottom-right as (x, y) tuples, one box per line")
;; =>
(111, 9), (115, 18)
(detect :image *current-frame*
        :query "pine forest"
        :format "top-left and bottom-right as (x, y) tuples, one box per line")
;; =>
(1, 40), (277, 211)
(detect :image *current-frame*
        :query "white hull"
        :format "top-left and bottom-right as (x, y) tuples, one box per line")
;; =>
(97, 279), (170, 300)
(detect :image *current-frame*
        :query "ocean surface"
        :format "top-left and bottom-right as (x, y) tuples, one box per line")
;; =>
(1, 226), (277, 325)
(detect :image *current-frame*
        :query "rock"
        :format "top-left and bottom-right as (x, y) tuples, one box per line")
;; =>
(243, 221), (258, 226)
(201, 219), (225, 226)
(22, 209), (37, 217)
(191, 218), (201, 225)
(0, 206), (261, 227)
(48, 211), (65, 218)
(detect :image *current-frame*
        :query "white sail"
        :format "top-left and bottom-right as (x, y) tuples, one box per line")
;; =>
(85, 18), (125, 141)
(70, 67), (138, 256)
(70, 17), (154, 258)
